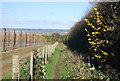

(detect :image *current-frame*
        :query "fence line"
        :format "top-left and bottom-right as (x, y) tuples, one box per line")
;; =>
(29, 42), (58, 79)
(11, 42), (58, 80)
(0, 28), (46, 52)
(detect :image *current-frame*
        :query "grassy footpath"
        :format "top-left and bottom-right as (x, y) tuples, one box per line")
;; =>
(45, 43), (65, 79)
(60, 49), (69, 79)
(45, 43), (70, 79)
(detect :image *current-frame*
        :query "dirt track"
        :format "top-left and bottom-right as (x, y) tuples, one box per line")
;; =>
(54, 53), (61, 79)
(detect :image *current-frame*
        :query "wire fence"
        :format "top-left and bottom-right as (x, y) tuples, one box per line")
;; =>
(0, 28), (46, 52)
(12, 42), (58, 80)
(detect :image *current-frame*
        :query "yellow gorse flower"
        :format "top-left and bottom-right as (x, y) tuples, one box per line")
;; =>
(87, 23), (92, 26)
(92, 57), (94, 59)
(99, 66), (102, 68)
(85, 28), (88, 32)
(91, 26), (96, 29)
(89, 41), (96, 45)
(87, 34), (90, 36)
(102, 51), (108, 56)
(93, 48), (97, 51)
(101, 59), (106, 62)
(92, 32), (100, 35)
(94, 8), (97, 11)
(96, 12), (99, 15)
(96, 27), (101, 30)
(99, 22), (102, 25)
(94, 55), (101, 58)
(88, 38), (92, 41)
(105, 26), (108, 28)
(84, 19), (88, 21)
(103, 29), (107, 31)
(90, 15), (93, 17)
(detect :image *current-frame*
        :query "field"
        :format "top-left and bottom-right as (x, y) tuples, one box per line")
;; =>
(1, 45), (42, 78)
(0, 28), (47, 52)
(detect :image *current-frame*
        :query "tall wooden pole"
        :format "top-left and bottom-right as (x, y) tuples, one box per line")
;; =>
(8, 31), (10, 47)
(19, 31), (22, 47)
(13, 29), (16, 49)
(32, 33), (34, 45)
(12, 55), (19, 80)
(25, 32), (27, 46)
(30, 52), (33, 80)
(42, 47), (45, 65)
(3, 28), (6, 52)
(29, 33), (31, 46)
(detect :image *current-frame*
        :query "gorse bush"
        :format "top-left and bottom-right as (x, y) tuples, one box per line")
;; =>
(84, 7), (113, 68)
(65, 2), (120, 77)
(83, 2), (120, 73)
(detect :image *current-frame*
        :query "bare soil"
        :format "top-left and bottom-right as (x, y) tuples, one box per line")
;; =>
(54, 53), (61, 79)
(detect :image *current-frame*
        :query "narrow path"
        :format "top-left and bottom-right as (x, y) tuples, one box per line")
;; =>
(54, 53), (61, 79)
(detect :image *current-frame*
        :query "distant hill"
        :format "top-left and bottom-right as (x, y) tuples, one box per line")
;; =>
(0, 28), (69, 35)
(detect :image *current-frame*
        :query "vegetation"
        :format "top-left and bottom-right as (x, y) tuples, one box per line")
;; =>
(45, 43), (63, 79)
(43, 33), (66, 44)
(20, 50), (47, 79)
(2, 73), (12, 79)
(20, 58), (30, 79)
(65, 2), (120, 78)
(61, 45), (109, 79)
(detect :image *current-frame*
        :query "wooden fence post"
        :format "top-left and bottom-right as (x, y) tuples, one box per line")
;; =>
(13, 29), (16, 49)
(2, 28), (6, 52)
(30, 52), (33, 80)
(8, 31), (10, 47)
(28, 33), (31, 46)
(32, 33), (34, 45)
(25, 32), (27, 47)
(19, 31), (22, 47)
(12, 55), (19, 80)
(47, 45), (49, 60)
(45, 46), (48, 62)
(42, 47), (45, 65)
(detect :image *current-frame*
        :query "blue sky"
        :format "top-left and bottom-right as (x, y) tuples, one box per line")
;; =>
(2, 2), (92, 29)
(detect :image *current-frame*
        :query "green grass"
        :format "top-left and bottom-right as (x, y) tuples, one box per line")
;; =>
(45, 43), (63, 79)
(1, 45), (40, 57)
(2, 45), (41, 64)
(60, 50), (69, 79)
(2, 72), (12, 79)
